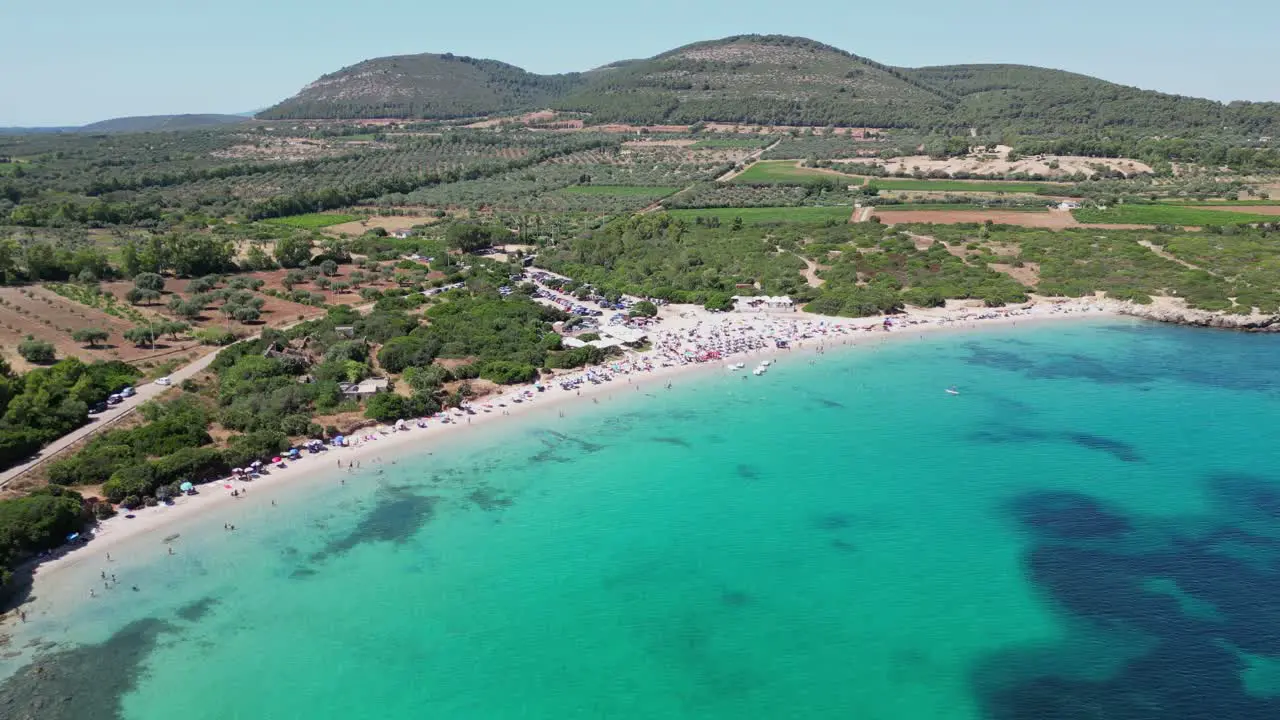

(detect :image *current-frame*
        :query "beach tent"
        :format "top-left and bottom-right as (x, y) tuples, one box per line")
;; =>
(179, 482), (194, 492)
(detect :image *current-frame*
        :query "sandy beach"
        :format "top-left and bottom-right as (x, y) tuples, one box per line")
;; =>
(6, 297), (1124, 625)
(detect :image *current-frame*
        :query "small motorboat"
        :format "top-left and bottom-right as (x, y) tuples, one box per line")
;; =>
(946, 386), (960, 396)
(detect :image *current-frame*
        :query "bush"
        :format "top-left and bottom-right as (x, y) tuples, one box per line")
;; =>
(133, 272), (165, 292)
(17, 336), (56, 364)
(376, 336), (439, 373)
(629, 300), (658, 318)
(480, 360), (538, 384)
(364, 393), (415, 422)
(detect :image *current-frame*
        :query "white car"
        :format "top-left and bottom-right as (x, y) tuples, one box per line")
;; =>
(155, 376), (172, 386)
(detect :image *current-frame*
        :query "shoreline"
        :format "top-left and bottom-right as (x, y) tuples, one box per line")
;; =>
(4, 298), (1125, 628)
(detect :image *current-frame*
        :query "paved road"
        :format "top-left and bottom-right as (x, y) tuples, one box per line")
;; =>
(0, 347), (224, 489)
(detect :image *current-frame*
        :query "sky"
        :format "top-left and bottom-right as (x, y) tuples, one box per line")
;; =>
(2, 0), (1277, 126)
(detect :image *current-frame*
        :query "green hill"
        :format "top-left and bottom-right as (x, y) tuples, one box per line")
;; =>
(259, 35), (1280, 136)
(79, 114), (251, 133)
(553, 35), (955, 128)
(259, 54), (585, 120)
(906, 64), (1280, 135)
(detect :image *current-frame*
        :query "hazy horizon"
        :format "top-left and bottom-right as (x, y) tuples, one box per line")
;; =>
(3, 0), (1278, 126)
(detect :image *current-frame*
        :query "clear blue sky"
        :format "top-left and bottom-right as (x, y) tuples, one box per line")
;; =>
(2, 0), (1277, 126)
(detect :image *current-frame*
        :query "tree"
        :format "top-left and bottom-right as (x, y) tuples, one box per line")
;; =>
(364, 393), (413, 422)
(17, 336), (56, 364)
(319, 259), (339, 277)
(446, 223), (504, 253)
(133, 272), (165, 292)
(274, 235), (313, 268)
(72, 328), (110, 347)
(376, 337), (438, 374)
(233, 306), (261, 324)
(124, 325), (159, 348)
(125, 287), (160, 305)
(629, 300), (658, 318)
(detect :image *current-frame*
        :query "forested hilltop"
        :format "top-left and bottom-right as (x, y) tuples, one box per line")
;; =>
(260, 35), (1280, 137)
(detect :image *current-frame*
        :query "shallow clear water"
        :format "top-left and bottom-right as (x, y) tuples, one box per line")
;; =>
(6, 319), (1280, 719)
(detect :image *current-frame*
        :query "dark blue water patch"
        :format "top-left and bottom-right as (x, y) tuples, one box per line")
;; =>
(466, 486), (513, 511)
(829, 539), (858, 553)
(174, 596), (219, 622)
(720, 590), (751, 607)
(970, 427), (1143, 463)
(308, 489), (439, 563)
(1061, 433), (1143, 463)
(1207, 472), (1280, 523)
(735, 464), (760, 481)
(1009, 491), (1132, 541)
(0, 616), (177, 720)
(976, 481), (1280, 719)
(962, 343), (1037, 373)
(811, 512), (854, 531)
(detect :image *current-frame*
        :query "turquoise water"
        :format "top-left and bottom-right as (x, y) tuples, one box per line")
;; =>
(6, 319), (1280, 719)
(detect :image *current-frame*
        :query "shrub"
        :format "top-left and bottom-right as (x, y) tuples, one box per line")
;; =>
(17, 335), (56, 363)
(629, 300), (658, 318)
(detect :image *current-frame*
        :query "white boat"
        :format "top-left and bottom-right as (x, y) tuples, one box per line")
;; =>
(735, 362), (745, 370)
(946, 386), (960, 395)
(760, 360), (772, 367)
(753, 367), (766, 376)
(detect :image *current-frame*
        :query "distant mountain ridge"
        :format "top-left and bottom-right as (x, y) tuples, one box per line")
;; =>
(1, 114), (250, 135)
(260, 34), (1280, 136)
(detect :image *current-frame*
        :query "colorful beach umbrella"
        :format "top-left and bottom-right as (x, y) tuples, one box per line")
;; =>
(180, 482), (194, 492)
(272, 457), (282, 463)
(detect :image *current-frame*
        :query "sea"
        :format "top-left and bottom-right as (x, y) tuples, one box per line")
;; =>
(4, 317), (1280, 719)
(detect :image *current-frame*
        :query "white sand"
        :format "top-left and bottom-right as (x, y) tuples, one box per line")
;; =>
(7, 298), (1123, 622)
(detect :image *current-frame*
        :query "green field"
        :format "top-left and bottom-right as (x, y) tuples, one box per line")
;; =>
(690, 138), (771, 149)
(732, 161), (863, 185)
(666, 206), (853, 224)
(1073, 205), (1279, 226)
(1165, 200), (1280, 207)
(866, 178), (1063, 194)
(262, 213), (361, 229)
(876, 203), (1050, 212)
(558, 185), (680, 197)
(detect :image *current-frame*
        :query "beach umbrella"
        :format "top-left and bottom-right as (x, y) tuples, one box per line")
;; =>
(180, 482), (194, 492)
(272, 457), (282, 463)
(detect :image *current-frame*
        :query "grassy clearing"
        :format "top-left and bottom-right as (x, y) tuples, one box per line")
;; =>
(558, 185), (680, 197)
(334, 133), (378, 142)
(875, 204), (1049, 212)
(666, 206), (852, 224)
(732, 161), (863, 185)
(690, 138), (770, 149)
(262, 213), (361, 229)
(1073, 205), (1278, 226)
(1164, 200), (1280, 207)
(867, 178), (1063, 194)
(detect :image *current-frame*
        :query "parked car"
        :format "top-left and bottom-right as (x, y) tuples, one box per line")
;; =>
(107, 394), (123, 405)
(155, 376), (172, 386)
(120, 386), (136, 398)
(89, 401), (108, 414)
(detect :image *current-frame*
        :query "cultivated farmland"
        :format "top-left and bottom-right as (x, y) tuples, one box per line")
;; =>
(665, 206), (853, 224)
(732, 160), (863, 185)
(1073, 205), (1280, 226)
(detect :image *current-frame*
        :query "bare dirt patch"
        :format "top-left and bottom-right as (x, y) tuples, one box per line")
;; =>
(837, 145), (1151, 179)
(0, 286), (185, 370)
(989, 262), (1041, 287)
(323, 215), (440, 236)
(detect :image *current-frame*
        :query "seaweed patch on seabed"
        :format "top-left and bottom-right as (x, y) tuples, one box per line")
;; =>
(174, 596), (219, 622)
(652, 436), (692, 448)
(735, 464), (760, 481)
(974, 484), (1280, 719)
(307, 488), (440, 564)
(466, 486), (514, 511)
(0, 617), (176, 720)
(528, 430), (605, 464)
(969, 427), (1144, 463)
